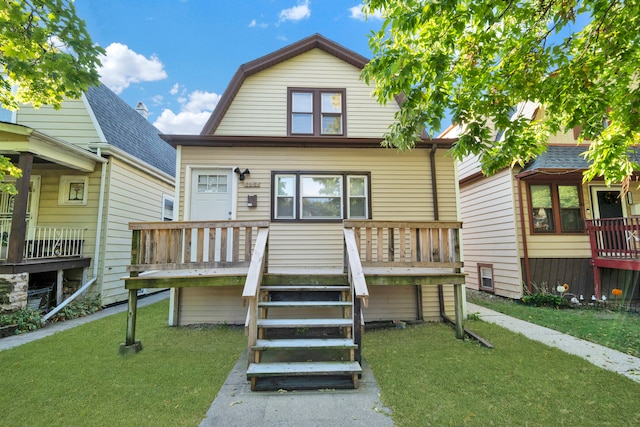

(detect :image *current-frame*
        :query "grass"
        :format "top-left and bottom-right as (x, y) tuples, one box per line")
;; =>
(364, 321), (640, 427)
(0, 299), (245, 427)
(3, 297), (640, 426)
(467, 290), (640, 358)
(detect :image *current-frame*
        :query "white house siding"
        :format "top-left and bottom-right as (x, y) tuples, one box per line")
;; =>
(15, 99), (103, 146)
(214, 49), (399, 138)
(460, 169), (523, 299)
(100, 157), (174, 305)
(458, 154), (483, 181)
(31, 166), (100, 270)
(179, 146), (456, 268)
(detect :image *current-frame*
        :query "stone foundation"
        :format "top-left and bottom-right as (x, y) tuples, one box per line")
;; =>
(0, 273), (29, 312)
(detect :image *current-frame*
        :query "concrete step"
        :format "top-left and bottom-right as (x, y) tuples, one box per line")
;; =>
(259, 301), (352, 308)
(253, 338), (357, 350)
(257, 318), (352, 329)
(247, 361), (362, 378)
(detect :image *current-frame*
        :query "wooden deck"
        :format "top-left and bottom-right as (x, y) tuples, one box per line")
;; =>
(586, 217), (640, 297)
(121, 220), (466, 388)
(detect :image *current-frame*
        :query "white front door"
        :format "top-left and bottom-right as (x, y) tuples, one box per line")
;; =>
(189, 169), (233, 261)
(190, 169), (233, 221)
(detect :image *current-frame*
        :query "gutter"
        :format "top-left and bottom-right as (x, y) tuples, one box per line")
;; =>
(93, 147), (107, 280)
(88, 143), (174, 186)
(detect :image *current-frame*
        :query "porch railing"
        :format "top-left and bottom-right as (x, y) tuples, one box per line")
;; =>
(586, 217), (640, 260)
(0, 225), (85, 261)
(128, 220), (270, 272)
(342, 220), (463, 269)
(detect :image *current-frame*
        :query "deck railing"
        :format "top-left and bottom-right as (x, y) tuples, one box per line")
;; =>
(342, 220), (463, 269)
(586, 217), (640, 260)
(128, 220), (270, 272)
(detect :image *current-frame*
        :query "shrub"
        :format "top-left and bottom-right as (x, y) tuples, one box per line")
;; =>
(521, 293), (566, 308)
(51, 294), (101, 322)
(0, 308), (43, 334)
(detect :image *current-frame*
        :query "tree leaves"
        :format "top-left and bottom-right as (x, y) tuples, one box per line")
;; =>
(362, 0), (640, 186)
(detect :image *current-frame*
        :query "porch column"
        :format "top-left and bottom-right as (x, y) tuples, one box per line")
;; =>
(453, 284), (464, 339)
(7, 153), (33, 264)
(119, 289), (142, 354)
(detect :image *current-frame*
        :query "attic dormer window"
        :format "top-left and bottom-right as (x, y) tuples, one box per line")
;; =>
(288, 88), (345, 136)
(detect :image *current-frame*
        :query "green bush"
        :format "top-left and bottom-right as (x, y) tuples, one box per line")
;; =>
(521, 293), (566, 308)
(50, 294), (101, 322)
(0, 308), (43, 334)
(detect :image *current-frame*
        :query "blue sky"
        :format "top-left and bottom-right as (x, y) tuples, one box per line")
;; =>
(75, 1), (384, 134)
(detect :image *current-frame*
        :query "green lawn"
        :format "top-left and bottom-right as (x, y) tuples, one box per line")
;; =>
(0, 299), (245, 427)
(467, 290), (640, 358)
(2, 298), (640, 426)
(364, 321), (640, 427)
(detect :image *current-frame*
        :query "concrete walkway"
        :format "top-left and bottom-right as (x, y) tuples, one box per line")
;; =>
(468, 302), (640, 384)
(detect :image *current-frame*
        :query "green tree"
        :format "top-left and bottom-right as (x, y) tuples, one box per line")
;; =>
(0, 0), (104, 191)
(362, 0), (640, 189)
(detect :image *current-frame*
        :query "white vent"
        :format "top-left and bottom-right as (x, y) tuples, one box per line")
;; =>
(135, 102), (149, 119)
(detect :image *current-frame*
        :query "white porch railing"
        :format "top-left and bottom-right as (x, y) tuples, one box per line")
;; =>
(0, 225), (86, 261)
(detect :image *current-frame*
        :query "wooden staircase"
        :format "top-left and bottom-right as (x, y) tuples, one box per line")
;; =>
(246, 279), (362, 391)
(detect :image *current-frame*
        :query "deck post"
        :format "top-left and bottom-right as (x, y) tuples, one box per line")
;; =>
(453, 284), (464, 339)
(592, 263), (602, 299)
(119, 289), (142, 354)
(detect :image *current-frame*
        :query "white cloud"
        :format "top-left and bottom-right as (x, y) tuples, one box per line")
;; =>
(153, 90), (221, 134)
(249, 18), (269, 29)
(98, 43), (167, 94)
(279, 0), (311, 22)
(169, 83), (180, 95)
(349, 4), (383, 21)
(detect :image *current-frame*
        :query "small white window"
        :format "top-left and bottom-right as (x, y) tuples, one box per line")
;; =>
(478, 264), (494, 291)
(347, 176), (368, 219)
(162, 195), (174, 221)
(58, 176), (89, 206)
(275, 175), (296, 219)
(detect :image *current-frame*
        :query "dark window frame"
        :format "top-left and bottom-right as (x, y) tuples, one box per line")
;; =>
(287, 88), (347, 137)
(271, 171), (371, 223)
(527, 182), (585, 234)
(477, 263), (495, 292)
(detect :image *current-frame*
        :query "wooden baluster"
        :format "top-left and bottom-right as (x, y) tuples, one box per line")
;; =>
(233, 227), (240, 262)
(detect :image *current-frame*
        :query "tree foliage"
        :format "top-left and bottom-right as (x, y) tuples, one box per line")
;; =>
(0, 0), (104, 190)
(362, 0), (640, 187)
(0, 0), (104, 110)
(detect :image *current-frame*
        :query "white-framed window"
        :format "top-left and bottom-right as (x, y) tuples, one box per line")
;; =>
(197, 174), (228, 193)
(58, 176), (89, 206)
(273, 172), (370, 221)
(478, 264), (494, 291)
(288, 88), (345, 136)
(162, 194), (174, 221)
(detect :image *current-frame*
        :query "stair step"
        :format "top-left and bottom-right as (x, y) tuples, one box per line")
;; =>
(259, 301), (352, 308)
(247, 361), (361, 378)
(262, 285), (350, 292)
(253, 338), (357, 350)
(257, 318), (352, 328)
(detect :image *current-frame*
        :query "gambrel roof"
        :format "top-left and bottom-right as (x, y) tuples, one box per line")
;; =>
(85, 84), (176, 176)
(200, 33), (370, 136)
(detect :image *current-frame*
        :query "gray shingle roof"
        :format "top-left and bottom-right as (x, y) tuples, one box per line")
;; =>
(522, 146), (591, 172)
(84, 84), (175, 176)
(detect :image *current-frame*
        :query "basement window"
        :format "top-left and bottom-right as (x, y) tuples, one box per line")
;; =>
(478, 264), (494, 292)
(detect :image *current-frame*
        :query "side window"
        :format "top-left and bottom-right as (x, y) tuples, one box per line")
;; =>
(529, 183), (584, 234)
(162, 195), (174, 221)
(478, 264), (494, 291)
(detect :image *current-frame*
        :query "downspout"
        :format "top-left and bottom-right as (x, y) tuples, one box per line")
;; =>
(94, 148), (108, 280)
(516, 174), (532, 293)
(430, 143), (439, 220)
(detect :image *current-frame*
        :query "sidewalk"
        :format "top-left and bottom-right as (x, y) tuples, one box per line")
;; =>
(468, 302), (640, 384)
(0, 290), (169, 352)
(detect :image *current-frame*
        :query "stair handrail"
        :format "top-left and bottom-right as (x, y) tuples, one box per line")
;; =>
(343, 228), (369, 306)
(242, 226), (270, 363)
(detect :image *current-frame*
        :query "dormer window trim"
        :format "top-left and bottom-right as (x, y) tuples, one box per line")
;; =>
(287, 88), (346, 137)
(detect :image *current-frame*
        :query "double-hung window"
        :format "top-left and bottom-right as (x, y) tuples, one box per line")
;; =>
(273, 172), (369, 221)
(529, 183), (584, 233)
(288, 88), (345, 136)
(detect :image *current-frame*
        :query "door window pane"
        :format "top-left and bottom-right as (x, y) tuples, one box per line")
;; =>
(198, 174), (227, 193)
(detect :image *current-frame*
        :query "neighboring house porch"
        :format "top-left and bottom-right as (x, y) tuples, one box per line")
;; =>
(0, 123), (103, 313)
(121, 219), (465, 390)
